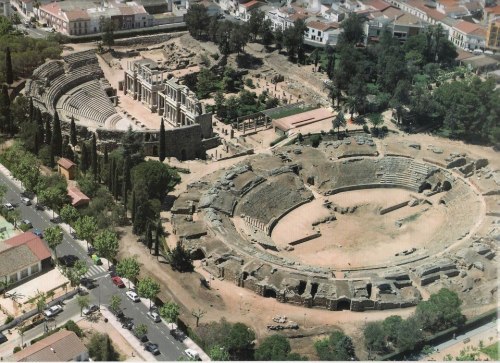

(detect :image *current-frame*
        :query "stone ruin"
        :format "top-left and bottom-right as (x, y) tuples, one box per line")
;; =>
(169, 145), (494, 312)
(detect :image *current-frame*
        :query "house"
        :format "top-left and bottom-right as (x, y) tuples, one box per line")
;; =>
(265, 5), (318, 31)
(484, 5), (500, 23)
(57, 158), (77, 181)
(305, 20), (340, 45)
(486, 19), (500, 50)
(451, 20), (487, 50)
(0, 0), (10, 17)
(0, 232), (52, 287)
(238, 0), (264, 22)
(11, 330), (88, 362)
(67, 187), (90, 208)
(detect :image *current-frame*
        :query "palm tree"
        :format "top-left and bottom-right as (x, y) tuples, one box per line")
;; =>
(332, 112), (346, 135)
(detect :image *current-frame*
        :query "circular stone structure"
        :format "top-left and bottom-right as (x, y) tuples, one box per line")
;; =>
(173, 144), (484, 312)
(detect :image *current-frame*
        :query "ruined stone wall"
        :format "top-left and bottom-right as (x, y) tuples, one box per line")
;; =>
(196, 113), (213, 139)
(164, 124), (205, 160)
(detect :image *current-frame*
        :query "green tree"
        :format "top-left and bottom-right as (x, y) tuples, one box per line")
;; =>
(314, 331), (356, 361)
(70, 115), (77, 147)
(248, 9), (265, 40)
(260, 19), (274, 47)
(415, 288), (465, 333)
(38, 186), (67, 216)
(395, 316), (423, 351)
(185, 4), (210, 38)
(93, 229), (119, 268)
(88, 333), (119, 361)
(283, 19), (306, 61)
(196, 68), (216, 99)
(63, 260), (88, 288)
(109, 294), (121, 314)
(332, 112), (346, 134)
(368, 113), (384, 133)
(5, 46), (13, 85)
(338, 13), (365, 45)
(101, 19), (114, 49)
(134, 323), (148, 338)
(159, 118), (165, 162)
(137, 276), (161, 308)
(363, 321), (386, 356)
(116, 257), (140, 288)
(10, 148), (40, 193)
(45, 226), (63, 259)
(51, 112), (62, 157)
(44, 113), (52, 145)
(76, 295), (90, 316)
(168, 242), (193, 272)
(226, 322), (256, 360)
(255, 334), (292, 360)
(209, 345), (231, 361)
(74, 215), (98, 249)
(91, 133), (98, 179)
(60, 204), (79, 231)
(382, 315), (403, 343)
(159, 301), (180, 324)
(131, 160), (179, 200)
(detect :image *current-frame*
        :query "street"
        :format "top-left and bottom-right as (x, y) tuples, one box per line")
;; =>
(0, 169), (189, 361)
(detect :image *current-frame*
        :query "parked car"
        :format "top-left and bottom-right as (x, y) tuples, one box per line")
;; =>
(80, 277), (96, 289)
(113, 308), (124, 319)
(111, 276), (125, 288)
(121, 319), (134, 330)
(144, 342), (160, 355)
(20, 191), (34, 199)
(43, 304), (62, 317)
(21, 197), (31, 206)
(3, 203), (14, 211)
(33, 229), (43, 238)
(21, 219), (32, 228)
(35, 203), (45, 211)
(146, 311), (161, 323)
(82, 304), (99, 315)
(50, 216), (62, 224)
(184, 349), (200, 360)
(58, 255), (79, 267)
(170, 329), (186, 342)
(126, 290), (140, 302)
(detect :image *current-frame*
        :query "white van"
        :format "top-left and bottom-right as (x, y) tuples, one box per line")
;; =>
(184, 349), (199, 360)
(473, 49), (483, 55)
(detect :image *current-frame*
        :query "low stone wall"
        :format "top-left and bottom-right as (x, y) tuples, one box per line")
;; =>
(380, 200), (410, 215)
(267, 198), (314, 236)
(325, 183), (418, 196)
(288, 232), (322, 246)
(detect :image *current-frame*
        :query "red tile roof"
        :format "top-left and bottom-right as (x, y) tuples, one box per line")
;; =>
(67, 186), (90, 207)
(65, 10), (90, 21)
(240, 0), (262, 10)
(484, 5), (500, 14)
(307, 20), (339, 31)
(57, 158), (76, 170)
(4, 232), (51, 261)
(364, 0), (392, 11)
(454, 20), (485, 35)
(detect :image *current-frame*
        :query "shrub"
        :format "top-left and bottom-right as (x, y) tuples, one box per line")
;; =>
(13, 346), (21, 353)
(297, 133), (304, 142)
(64, 320), (83, 337)
(320, 130), (326, 135)
(244, 78), (255, 89)
(310, 134), (322, 148)
(381, 125), (388, 134)
(19, 223), (31, 232)
(363, 124), (370, 133)
(211, 53), (220, 60)
(329, 129), (335, 135)
(5, 315), (14, 324)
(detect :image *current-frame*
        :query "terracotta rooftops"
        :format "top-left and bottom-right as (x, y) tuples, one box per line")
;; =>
(454, 20), (486, 35)
(57, 158), (76, 170)
(307, 20), (339, 31)
(0, 232), (51, 277)
(240, 0), (262, 9)
(67, 186), (90, 207)
(12, 330), (87, 362)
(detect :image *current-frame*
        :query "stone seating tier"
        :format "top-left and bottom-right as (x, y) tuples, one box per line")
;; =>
(32, 60), (65, 81)
(58, 80), (117, 124)
(62, 50), (98, 70)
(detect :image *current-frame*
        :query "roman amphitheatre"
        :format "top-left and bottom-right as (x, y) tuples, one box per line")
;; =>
(22, 31), (498, 353)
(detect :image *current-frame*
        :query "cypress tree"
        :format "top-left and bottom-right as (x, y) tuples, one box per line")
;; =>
(91, 133), (98, 179)
(80, 142), (89, 172)
(159, 118), (166, 162)
(108, 157), (114, 190)
(70, 115), (77, 147)
(49, 145), (55, 168)
(36, 108), (44, 142)
(34, 132), (39, 155)
(146, 223), (153, 253)
(122, 155), (130, 202)
(29, 97), (34, 121)
(51, 111), (62, 157)
(44, 114), (52, 145)
(5, 47), (13, 85)
(131, 190), (136, 223)
(103, 144), (109, 164)
(155, 220), (162, 257)
(113, 165), (120, 200)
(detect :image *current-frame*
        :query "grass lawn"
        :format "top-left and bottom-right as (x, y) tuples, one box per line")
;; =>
(481, 343), (499, 360)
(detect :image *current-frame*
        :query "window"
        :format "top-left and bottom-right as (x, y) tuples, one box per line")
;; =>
(31, 264), (39, 274)
(10, 273), (18, 283)
(21, 268), (29, 279)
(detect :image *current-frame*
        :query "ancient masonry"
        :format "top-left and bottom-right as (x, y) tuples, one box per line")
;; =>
(25, 51), (218, 160)
(170, 146), (494, 312)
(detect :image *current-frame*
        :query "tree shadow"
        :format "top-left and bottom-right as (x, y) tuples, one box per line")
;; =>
(236, 53), (263, 69)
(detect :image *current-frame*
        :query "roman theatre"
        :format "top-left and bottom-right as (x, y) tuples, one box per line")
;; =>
(172, 143), (494, 312)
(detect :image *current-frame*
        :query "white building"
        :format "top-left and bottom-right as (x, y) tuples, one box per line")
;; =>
(305, 20), (339, 45)
(451, 19), (487, 50)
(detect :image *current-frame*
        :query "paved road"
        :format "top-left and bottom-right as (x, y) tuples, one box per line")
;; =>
(0, 171), (189, 361)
